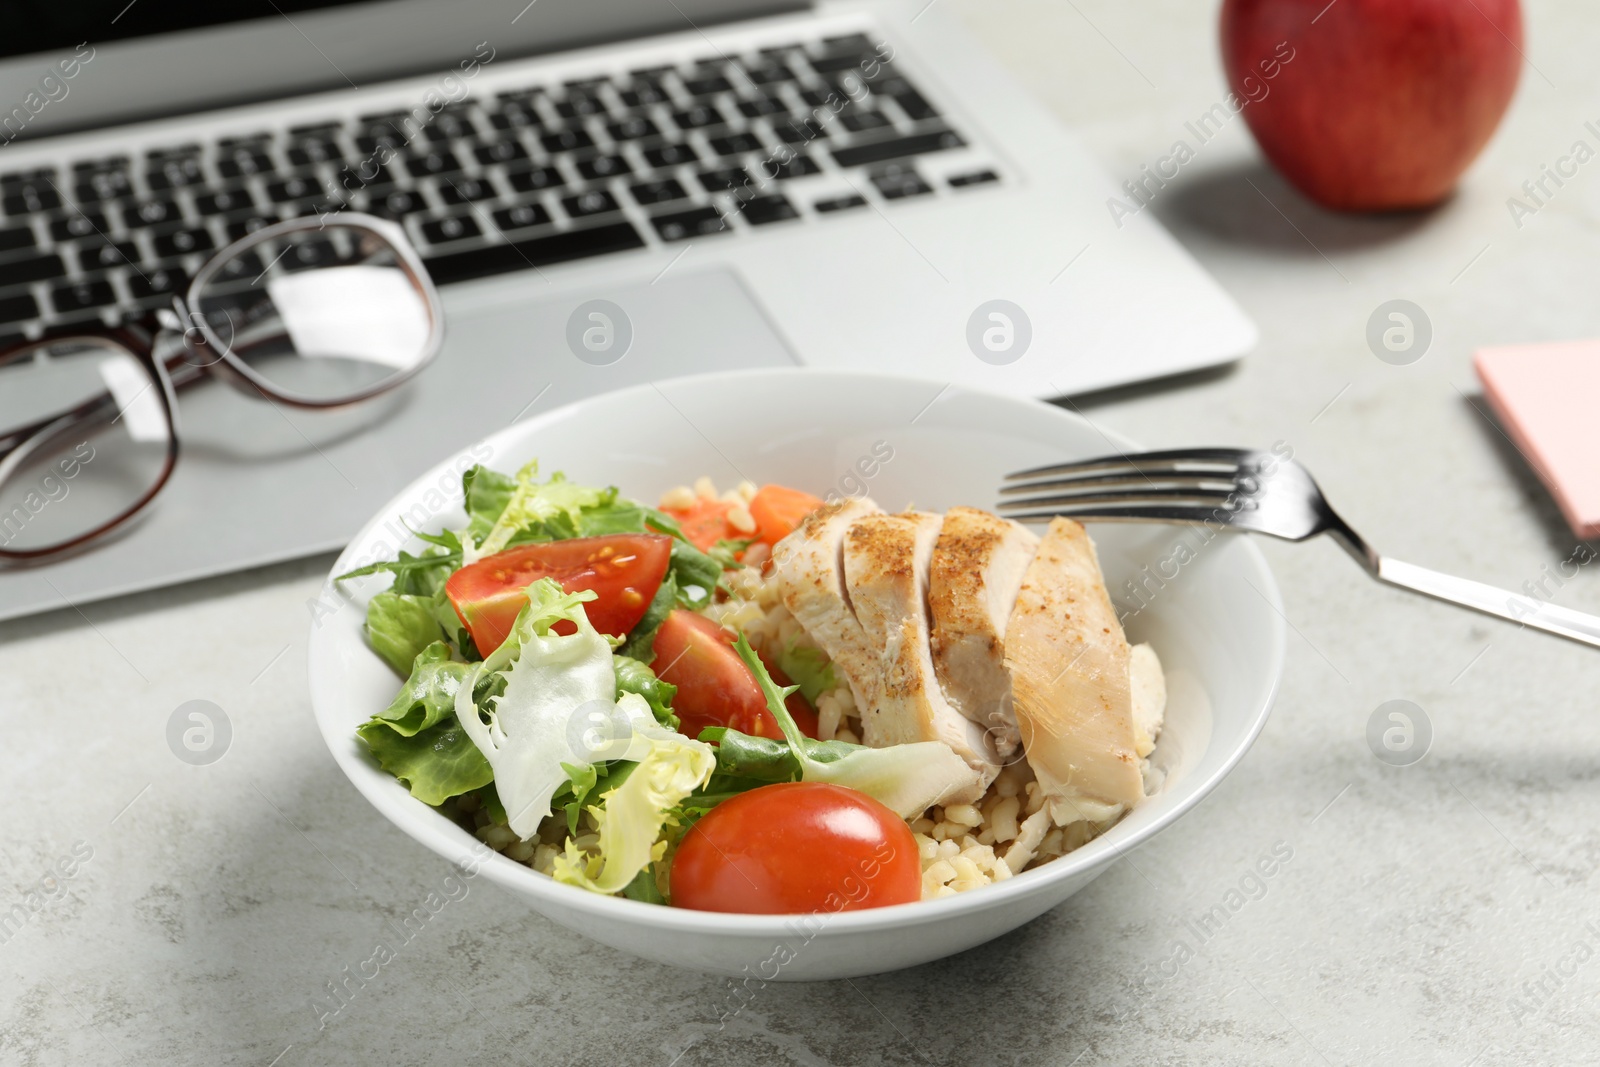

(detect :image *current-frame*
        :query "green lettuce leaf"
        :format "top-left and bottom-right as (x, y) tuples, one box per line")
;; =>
(364, 591), (448, 675)
(478, 462), (616, 556)
(368, 642), (471, 736)
(357, 716), (493, 806)
(463, 465), (516, 542)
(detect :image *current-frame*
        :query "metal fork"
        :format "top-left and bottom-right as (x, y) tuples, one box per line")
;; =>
(997, 447), (1600, 650)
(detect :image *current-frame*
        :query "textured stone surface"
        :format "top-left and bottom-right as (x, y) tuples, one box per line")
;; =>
(5, 2), (1600, 1063)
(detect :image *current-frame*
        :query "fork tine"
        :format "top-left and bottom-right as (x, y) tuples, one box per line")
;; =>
(998, 501), (1238, 525)
(1004, 447), (1258, 483)
(998, 490), (1234, 514)
(998, 472), (1238, 497)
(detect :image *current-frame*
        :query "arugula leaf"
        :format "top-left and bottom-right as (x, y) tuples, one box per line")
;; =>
(622, 864), (666, 904)
(364, 592), (448, 675)
(368, 642), (472, 736)
(777, 643), (837, 704)
(463, 465), (516, 542)
(667, 539), (722, 610)
(357, 716), (494, 806)
(710, 538), (756, 570)
(338, 544), (461, 598)
(613, 655), (678, 730)
(732, 632), (980, 818)
(696, 726), (857, 783)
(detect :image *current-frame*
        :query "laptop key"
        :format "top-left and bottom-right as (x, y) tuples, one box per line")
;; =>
(50, 279), (117, 314)
(576, 155), (630, 181)
(0, 292), (39, 324)
(78, 242), (140, 272)
(405, 151), (464, 179)
(475, 140), (529, 166)
(697, 167), (753, 193)
(75, 170), (133, 204)
(153, 228), (216, 258)
(644, 143), (699, 168)
(673, 105), (726, 131)
(894, 89), (940, 122)
(420, 215), (482, 244)
(492, 203), (553, 232)
(0, 225), (35, 254)
(650, 207), (727, 242)
(127, 265), (189, 301)
(3, 185), (62, 216)
(607, 116), (659, 141)
(287, 141), (341, 168)
(145, 156), (205, 191)
(744, 63), (795, 85)
(488, 103), (541, 130)
(739, 195), (799, 226)
(562, 189), (621, 219)
(841, 111), (892, 133)
(813, 194), (867, 213)
(948, 169), (999, 188)
(217, 151), (274, 179)
(871, 165), (932, 199)
(761, 154), (820, 180)
(195, 188), (257, 216)
(619, 84), (668, 108)
(423, 221), (645, 284)
(368, 189), (428, 218)
(710, 132), (762, 157)
(266, 175), (323, 203)
(226, 214), (280, 242)
(50, 212), (109, 242)
(831, 129), (964, 169)
(121, 199), (184, 230)
(683, 75), (733, 97)
(509, 167), (564, 193)
(775, 118), (827, 144)
(541, 127), (595, 154)
(438, 176), (499, 203)
(0, 253), (65, 289)
(738, 96), (786, 119)
(628, 178), (687, 206)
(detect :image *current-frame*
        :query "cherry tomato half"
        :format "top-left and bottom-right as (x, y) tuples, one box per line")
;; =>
(650, 610), (818, 740)
(670, 782), (920, 914)
(445, 534), (671, 654)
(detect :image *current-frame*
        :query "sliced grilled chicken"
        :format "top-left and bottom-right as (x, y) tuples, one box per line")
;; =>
(1005, 517), (1144, 823)
(771, 497), (884, 713)
(1129, 642), (1166, 759)
(843, 512), (997, 798)
(927, 506), (1039, 759)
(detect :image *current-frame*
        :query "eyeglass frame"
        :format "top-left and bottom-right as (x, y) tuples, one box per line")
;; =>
(0, 211), (445, 562)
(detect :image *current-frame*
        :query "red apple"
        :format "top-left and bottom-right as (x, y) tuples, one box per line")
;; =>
(1221, 0), (1522, 211)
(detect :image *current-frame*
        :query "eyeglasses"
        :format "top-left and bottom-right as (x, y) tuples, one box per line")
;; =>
(0, 213), (443, 561)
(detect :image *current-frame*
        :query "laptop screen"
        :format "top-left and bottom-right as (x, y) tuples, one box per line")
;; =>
(0, 0), (801, 139)
(0, 1), (380, 59)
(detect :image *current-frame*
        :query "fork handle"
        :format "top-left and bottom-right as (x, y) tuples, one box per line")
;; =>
(1376, 557), (1600, 649)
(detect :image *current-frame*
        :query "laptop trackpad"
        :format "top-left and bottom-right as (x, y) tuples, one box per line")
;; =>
(443, 266), (798, 415)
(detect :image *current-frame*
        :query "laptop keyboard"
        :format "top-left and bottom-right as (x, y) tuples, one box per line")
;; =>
(0, 31), (999, 345)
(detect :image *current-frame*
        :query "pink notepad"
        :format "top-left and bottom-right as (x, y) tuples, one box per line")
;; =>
(1475, 339), (1600, 540)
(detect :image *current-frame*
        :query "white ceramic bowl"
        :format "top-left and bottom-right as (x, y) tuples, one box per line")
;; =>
(309, 369), (1285, 980)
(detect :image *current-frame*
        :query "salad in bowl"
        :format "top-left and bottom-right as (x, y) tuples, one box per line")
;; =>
(339, 459), (1167, 914)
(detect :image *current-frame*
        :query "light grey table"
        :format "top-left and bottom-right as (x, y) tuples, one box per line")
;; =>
(6, 2), (1599, 1063)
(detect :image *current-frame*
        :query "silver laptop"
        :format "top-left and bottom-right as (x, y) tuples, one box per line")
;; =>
(0, 0), (1255, 621)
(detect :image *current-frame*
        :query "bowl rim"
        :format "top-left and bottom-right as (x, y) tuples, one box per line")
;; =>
(309, 367), (1286, 937)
